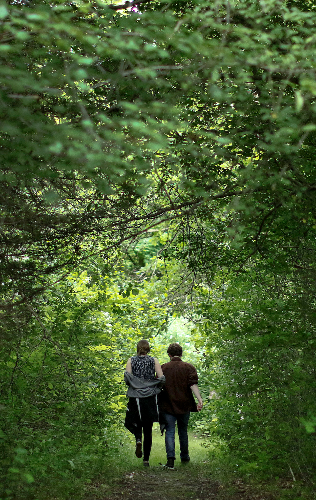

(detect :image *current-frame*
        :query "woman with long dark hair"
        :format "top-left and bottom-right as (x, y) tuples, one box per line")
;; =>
(124, 340), (165, 467)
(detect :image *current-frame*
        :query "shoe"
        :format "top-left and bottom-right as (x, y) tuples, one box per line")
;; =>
(165, 457), (175, 469)
(143, 461), (149, 467)
(135, 440), (142, 458)
(181, 458), (190, 463)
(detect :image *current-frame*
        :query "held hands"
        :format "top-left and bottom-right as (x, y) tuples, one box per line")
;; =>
(197, 400), (203, 411)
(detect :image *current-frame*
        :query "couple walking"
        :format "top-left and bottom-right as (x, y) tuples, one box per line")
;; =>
(124, 340), (203, 469)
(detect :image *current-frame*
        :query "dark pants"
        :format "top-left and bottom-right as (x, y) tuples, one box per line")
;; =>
(134, 421), (153, 461)
(163, 412), (190, 460)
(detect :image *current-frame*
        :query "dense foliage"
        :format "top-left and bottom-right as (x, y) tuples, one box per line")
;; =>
(1, 0), (316, 498)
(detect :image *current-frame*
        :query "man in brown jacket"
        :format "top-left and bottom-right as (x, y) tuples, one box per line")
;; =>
(159, 343), (203, 469)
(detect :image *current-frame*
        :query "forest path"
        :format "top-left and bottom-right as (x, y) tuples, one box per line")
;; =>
(84, 429), (258, 500)
(85, 428), (226, 500)
(84, 427), (278, 500)
(102, 463), (221, 500)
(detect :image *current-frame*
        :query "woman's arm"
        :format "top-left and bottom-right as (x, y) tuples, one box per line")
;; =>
(154, 358), (164, 378)
(126, 358), (132, 373)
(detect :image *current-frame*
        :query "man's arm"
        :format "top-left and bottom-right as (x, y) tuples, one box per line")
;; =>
(191, 384), (203, 411)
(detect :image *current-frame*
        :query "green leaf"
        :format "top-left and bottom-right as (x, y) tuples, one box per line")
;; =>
(295, 90), (304, 112)
(0, 5), (8, 19)
(23, 473), (35, 483)
(49, 142), (63, 154)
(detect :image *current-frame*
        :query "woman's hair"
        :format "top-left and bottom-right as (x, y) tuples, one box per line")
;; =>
(137, 339), (151, 355)
(167, 343), (182, 357)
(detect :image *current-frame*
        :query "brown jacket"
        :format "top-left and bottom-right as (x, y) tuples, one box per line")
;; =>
(159, 357), (198, 415)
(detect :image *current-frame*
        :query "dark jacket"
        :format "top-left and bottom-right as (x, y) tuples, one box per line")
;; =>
(124, 371), (165, 398)
(124, 371), (165, 435)
(159, 357), (198, 414)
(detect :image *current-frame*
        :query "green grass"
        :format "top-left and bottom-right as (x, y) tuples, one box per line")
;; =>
(125, 423), (210, 468)
(83, 427), (316, 500)
(82, 425), (212, 499)
(82, 425), (215, 500)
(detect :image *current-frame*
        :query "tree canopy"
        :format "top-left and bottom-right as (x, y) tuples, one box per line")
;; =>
(2, 0), (316, 301)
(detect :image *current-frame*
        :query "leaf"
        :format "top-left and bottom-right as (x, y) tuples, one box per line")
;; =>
(49, 142), (63, 154)
(295, 90), (304, 112)
(301, 417), (316, 434)
(0, 5), (8, 19)
(9, 468), (20, 474)
(23, 473), (35, 483)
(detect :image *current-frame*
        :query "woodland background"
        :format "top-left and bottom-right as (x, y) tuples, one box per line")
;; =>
(1, 0), (316, 498)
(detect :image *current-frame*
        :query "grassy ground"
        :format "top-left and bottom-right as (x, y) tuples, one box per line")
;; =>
(135, 423), (210, 466)
(82, 426), (314, 500)
(83, 425), (220, 500)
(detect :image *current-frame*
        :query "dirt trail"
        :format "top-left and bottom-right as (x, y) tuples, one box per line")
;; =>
(102, 464), (221, 500)
(86, 463), (280, 500)
(85, 433), (278, 500)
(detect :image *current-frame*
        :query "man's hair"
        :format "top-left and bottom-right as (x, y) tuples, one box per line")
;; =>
(167, 343), (182, 357)
(137, 339), (151, 355)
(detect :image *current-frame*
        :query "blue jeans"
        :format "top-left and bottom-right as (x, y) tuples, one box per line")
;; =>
(163, 412), (190, 460)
